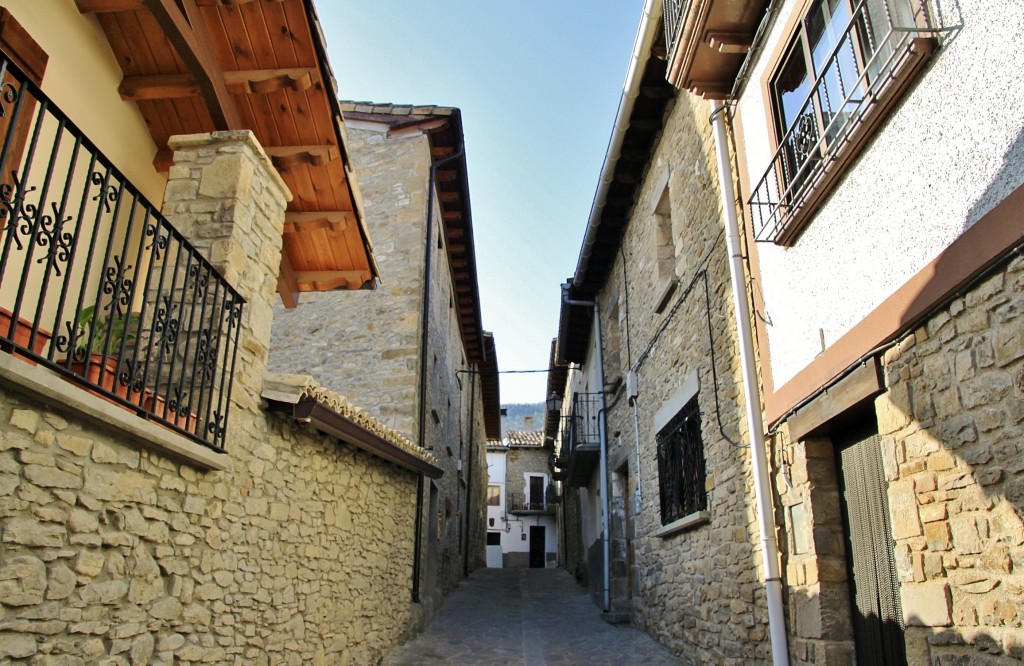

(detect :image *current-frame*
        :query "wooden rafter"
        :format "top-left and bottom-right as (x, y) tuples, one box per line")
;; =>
(277, 250), (300, 310)
(294, 271), (370, 291)
(267, 145), (340, 169)
(283, 211), (354, 234)
(141, 0), (241, 130)
(75, 0), (144, 11)
(119, 68), (318, 100)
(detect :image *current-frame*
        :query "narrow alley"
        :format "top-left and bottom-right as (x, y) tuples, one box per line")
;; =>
(382, 569), (681, 666)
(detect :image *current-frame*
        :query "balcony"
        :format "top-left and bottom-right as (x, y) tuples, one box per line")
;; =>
(0, 52), (242, 451)
(562, 392), (602, 487)
(748, 0), (942, 245)
(663, 0), (771, 98)
(507, 492), (555, 516)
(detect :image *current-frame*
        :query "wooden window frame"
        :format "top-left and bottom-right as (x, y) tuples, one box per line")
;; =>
(755, 0), (937, 245)
(0, 9), (48, 188)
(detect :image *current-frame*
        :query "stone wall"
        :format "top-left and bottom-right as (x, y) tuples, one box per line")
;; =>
(0, 132), (424, 664)
(268, 121), (487, 626)
(774, 251), (1024, 665)
(0, 385), (418, 665)
(591, 91), (772, 662)
(268, 128), (428, 438)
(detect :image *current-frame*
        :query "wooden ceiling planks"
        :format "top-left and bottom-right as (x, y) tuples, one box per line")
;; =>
(77, 0), (378, 302)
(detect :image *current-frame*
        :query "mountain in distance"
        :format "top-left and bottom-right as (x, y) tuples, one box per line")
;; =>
(502, 402), (545, 431)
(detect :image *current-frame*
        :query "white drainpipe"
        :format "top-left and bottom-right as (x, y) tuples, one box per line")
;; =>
(710, 103), (789, 666)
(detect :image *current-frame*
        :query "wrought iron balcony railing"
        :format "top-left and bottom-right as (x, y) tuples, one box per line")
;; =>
(507, 492), (551, 513)
(748, 0), (944, 244)
(663, 0), (686, 63)
(568, 391), (602, 453)
(0, 51), (243, 451)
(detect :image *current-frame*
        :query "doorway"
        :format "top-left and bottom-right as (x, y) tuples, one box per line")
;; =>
(529, 525), (546, 568)
(835, 415), (906, 666)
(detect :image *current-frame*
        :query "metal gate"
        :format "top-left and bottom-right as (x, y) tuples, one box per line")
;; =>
(837, 424), (907, 666)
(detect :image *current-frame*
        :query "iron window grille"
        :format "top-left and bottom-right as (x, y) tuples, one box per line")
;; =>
(0, 50), (243, 451)
(655, 395), (707, 525)
(749, 0), (946, 244)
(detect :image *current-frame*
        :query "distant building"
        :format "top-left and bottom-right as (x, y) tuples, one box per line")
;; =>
(486, 430), (558, 568)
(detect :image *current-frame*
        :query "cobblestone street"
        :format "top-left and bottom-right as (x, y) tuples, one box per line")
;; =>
(383, 568), (681, 666)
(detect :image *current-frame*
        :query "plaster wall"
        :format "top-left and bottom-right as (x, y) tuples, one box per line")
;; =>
(4, 0), (165, 203)
(736, 0), (1024, 388)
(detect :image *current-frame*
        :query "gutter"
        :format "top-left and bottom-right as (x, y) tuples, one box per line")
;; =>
(574, 0), (661, 287)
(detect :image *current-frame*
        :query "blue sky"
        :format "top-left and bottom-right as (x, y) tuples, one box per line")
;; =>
(322, 2), (646, 404)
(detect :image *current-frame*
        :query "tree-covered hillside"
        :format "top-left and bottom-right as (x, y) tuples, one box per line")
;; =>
(501, 402), (545, 431)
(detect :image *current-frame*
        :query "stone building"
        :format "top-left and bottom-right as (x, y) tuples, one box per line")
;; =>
(550, 0), (776, 656)
(552, 0), (1024, 665)
(690, 0), (1024, 661)
(0, 2), (491, 663)
(485, 430), (558, 569)
(270, 102), (502, 629)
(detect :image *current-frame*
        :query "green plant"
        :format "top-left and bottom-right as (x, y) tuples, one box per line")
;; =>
(75, 305), (139, 356)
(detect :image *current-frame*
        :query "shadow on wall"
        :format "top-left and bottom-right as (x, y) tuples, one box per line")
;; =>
(880, 221), (1024, 660)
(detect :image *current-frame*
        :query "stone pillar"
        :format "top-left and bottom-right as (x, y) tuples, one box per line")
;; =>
(160, 131), (291, 413)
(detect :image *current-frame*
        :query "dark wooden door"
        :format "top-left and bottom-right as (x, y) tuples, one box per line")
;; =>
(837, 419), (907, 666)
(529, 525), (545, 568)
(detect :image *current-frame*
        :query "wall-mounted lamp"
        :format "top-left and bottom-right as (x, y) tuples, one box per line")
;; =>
(546, 391), (563, 413)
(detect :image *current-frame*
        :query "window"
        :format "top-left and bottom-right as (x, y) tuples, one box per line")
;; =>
(486, 532), (501, 546)
(750, 0), (937, 244)
(486, 485), (501, 506)
(652, 185), (677, 313)
(655, 395), (706, 525)
(528, 475), (544, 510)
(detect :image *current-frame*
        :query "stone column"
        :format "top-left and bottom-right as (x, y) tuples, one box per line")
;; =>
(160, 131), (291, 413)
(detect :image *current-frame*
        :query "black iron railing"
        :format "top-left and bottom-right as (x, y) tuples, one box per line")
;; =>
(749, 0), (942, 243)
(663, 0), (686, 62)
(565, 391), (602, 458)
(507, 493), (548, 513)
(0, 51), (243, 451)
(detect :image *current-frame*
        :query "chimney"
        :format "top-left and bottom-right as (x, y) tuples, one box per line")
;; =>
(524, 415), (534, 431)
(500, 408), (508, 439)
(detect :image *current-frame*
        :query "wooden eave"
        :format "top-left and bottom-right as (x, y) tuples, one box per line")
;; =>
(479, 332), (501, 440)
(74, 0), (379, 307)
(664, 0), (770, 97)
(559, 51), (674, 364)
(543, 338), (568, 444)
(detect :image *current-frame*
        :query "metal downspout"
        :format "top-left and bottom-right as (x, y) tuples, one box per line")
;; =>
(463, 366), (476, 576)
(413, 143), (465, 603)
(710, 103), (789, 666)
(563, 289), (611, 612)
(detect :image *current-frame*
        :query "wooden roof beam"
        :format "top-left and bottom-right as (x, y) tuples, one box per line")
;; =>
(120, 68), (318, 100)
(294, 270), (370, 291)
(268, 145), (340, 169)
(75, 0), (144, 13)
(283, 211), (354, 234)
(277, 250), (300, 309)
(142, 0), (241, 131)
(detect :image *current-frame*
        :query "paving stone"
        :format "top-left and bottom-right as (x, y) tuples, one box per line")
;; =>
(383, 569), (680, 666)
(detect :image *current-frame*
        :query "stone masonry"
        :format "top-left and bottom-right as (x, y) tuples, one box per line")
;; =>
(773, 251), (1024, 665)
(268, 118), (489, 629)
(579, 89), (773, 663)
(0, 132), (423, 664)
